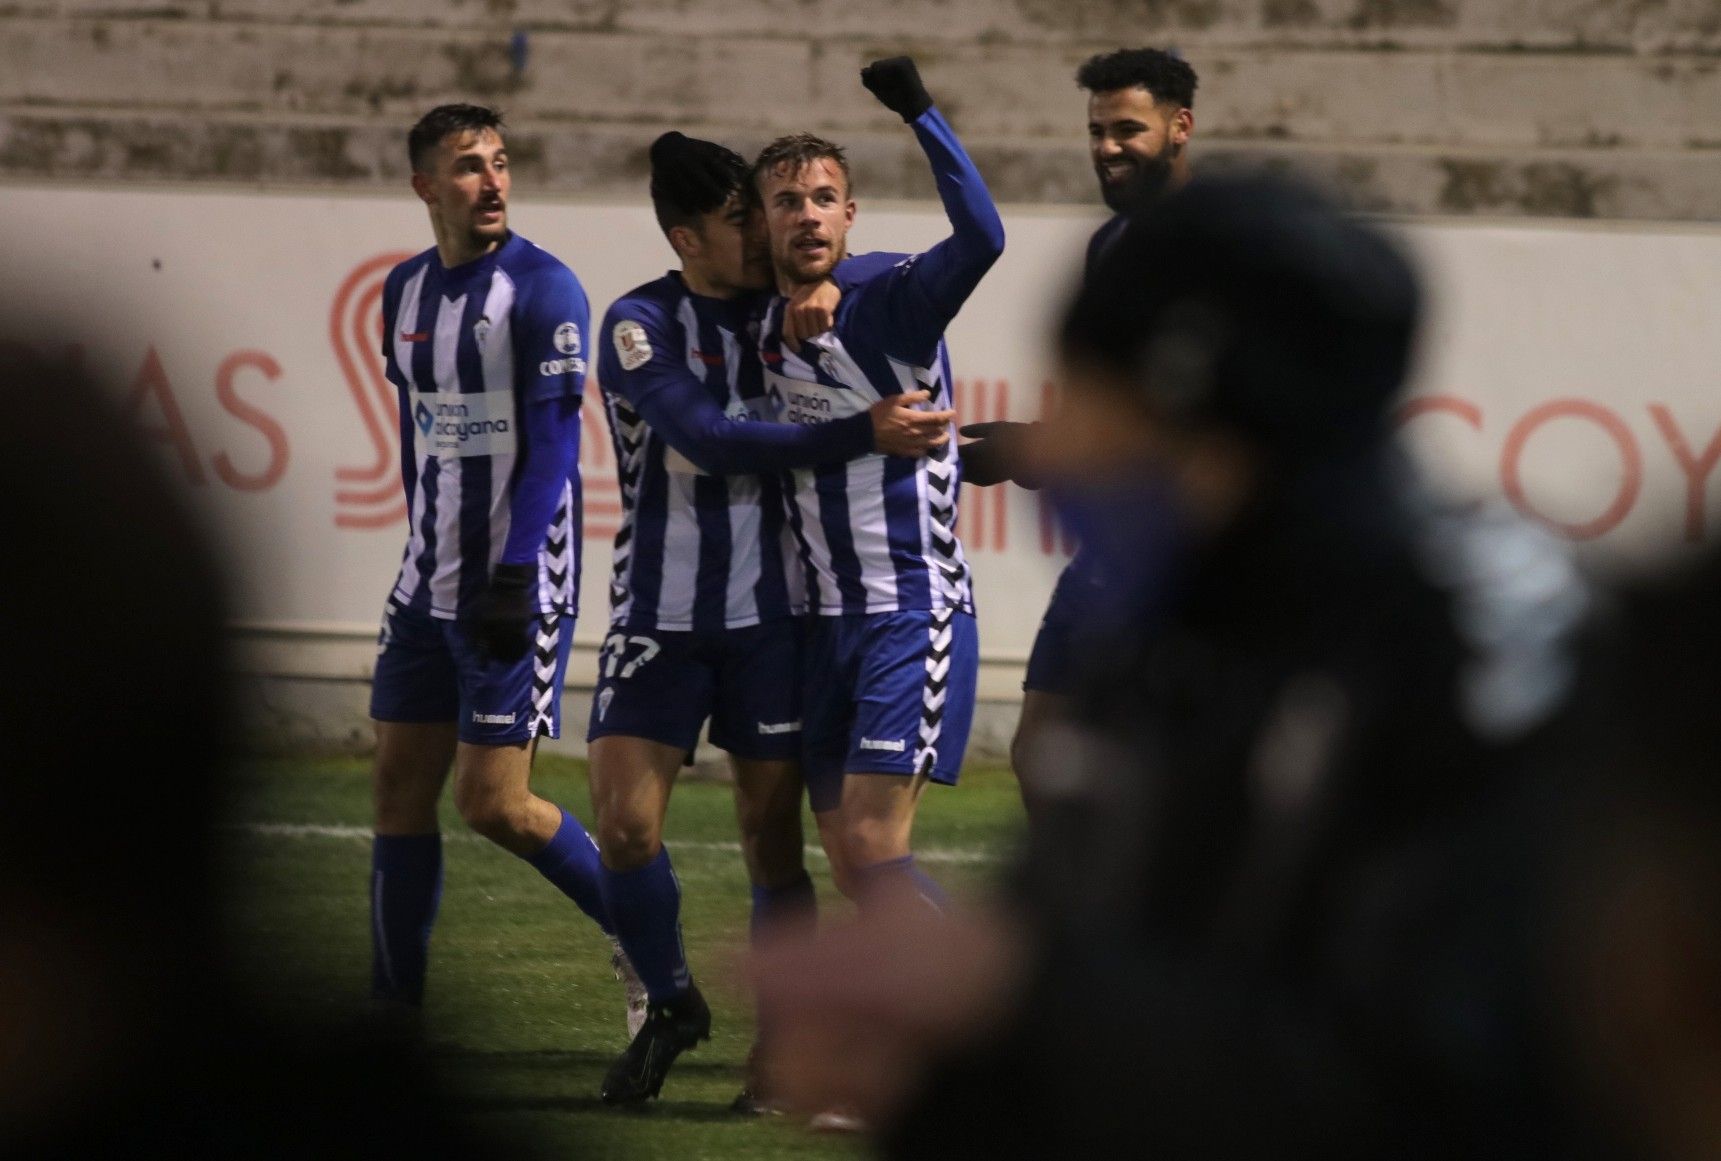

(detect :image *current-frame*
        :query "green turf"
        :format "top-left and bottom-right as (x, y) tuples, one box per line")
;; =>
(222, 755), (1027, 1159)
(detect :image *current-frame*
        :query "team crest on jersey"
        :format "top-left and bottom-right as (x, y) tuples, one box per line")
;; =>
(614, 320), (652, 371)
(554, 321), (582, 355)
(474, 315), (492, 345)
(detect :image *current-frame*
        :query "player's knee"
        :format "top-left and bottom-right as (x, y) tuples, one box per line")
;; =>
(596, 812), (661, 871)
(842, 817), (907, 870)
(1009, 722), (1034, 779)
(736, 808), (803, 883)
(743, 830), (806, 888)
(452, 781), (524, 846)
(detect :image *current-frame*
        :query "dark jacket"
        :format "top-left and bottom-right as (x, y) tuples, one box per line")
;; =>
(888, 453), (1609, 1160)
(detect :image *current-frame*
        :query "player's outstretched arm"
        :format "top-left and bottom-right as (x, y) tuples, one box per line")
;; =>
(958, 420), (1044, 489)
(603, 303), (947, 474)
(860, 57), (1006, 330)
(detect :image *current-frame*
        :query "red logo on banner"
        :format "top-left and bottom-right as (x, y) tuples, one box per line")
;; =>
(331, 252), (414, 529)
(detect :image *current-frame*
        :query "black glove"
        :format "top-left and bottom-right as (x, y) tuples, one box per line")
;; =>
(958, 421), (1043, 489)
(474, 562), (536, 663)
(648, 131), (747, 216)
(861, 56), (934, 122)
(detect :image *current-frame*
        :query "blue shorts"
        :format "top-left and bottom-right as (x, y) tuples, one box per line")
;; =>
(370, 601), (575, 746)
(801, 608), (978, 814)
(585, 619), (803, 761)
(1024, 549), (1104, 695)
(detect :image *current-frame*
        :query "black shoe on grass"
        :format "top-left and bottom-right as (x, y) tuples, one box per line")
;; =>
(600, 984), (712, 1104)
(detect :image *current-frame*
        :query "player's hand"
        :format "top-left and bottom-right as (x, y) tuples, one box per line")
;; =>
(749, 894), (1028, 1123)
(648, 131), (739, 209)
(871, 391), (954, 457)
(861, 56), (934, 123)
(958, 420), (1043, 489)
(474, 562), (535, 663)
(783, 278), (841, 353)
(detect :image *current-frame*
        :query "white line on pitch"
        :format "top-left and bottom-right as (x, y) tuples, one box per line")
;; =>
(233, 823), (1004, 866)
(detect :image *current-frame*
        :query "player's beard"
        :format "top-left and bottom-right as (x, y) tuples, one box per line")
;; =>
(1098, 147), (1177, 213)
(777, 235), (845, 288)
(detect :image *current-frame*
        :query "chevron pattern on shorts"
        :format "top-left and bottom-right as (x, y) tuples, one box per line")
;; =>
(529, 613), (562, 739)
(605, 395), (649, 615)
(914, 607), (956, 779)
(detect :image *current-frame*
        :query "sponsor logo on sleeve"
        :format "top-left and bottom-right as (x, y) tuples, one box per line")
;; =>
(614, 320), (652, 371)
(757, 720), (803, 736)
(537, 321), (586, 376)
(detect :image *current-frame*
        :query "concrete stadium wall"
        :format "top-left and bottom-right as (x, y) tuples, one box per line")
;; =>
(4, 1), (1721, 221)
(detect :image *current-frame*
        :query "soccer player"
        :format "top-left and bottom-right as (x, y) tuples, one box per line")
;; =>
(367, 104), (617, 1016)
(751, 58), (1004, 910)
(961, 47), (1198, 812)
(589, 131), (953, 1105)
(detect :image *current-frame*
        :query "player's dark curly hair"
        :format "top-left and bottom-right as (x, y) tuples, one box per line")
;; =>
(408, 103), (506, 173)
(752, 133), (852, 198)
(1075, 48), (1198, 108)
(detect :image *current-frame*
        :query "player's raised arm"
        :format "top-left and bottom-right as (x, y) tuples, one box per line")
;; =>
(858, 57), (1006, 341)
(600, 298), (950, 474)
(479, 262), (589, 662)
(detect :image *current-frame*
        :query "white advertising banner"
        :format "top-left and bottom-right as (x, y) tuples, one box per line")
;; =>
(1, 184), (1717, 683)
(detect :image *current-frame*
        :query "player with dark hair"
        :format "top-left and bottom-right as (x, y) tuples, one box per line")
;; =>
(1075, 46), (1198, 257)
(749, 58), (1004, 917)
(588, 130), (952, 1106)
(367, 103), (619, 1019)
(960, 46), (1199, 814)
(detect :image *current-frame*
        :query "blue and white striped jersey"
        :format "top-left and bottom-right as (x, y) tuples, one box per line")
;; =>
(597, 273), (877, 632)
(756, 107), (1005, 617)
(380, 233), (589, 619)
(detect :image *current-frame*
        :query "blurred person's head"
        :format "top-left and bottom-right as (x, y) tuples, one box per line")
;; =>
(1561, 556), (1721, 1161)
(0, 340), (232, 1137)
(753, 134), (855, 289)
(1042, 173), (1421, 538)
(409, 103), (510, 266)
(649, 132), (772, 298)
(1077, 47), (1197, 212)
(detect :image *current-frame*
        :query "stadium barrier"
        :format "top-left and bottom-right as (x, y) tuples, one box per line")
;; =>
(5, 186), (1718, 753)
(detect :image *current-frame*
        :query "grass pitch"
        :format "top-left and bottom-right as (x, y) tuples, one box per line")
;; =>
(222, 755), (1027, 1159)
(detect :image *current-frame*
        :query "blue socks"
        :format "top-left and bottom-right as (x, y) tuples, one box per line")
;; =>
(856, 855), (948, 914)
(525, 806), (614, 937)
(600, 847), (690, 1004)
(750, 870), (817, 945)
(370, 833), (443, 1005)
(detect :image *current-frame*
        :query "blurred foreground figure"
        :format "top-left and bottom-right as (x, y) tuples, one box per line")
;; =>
(754, 175), (1609, 1158)
(0, 345), (542, 1159)
(1560, 555), (1721, 1161)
